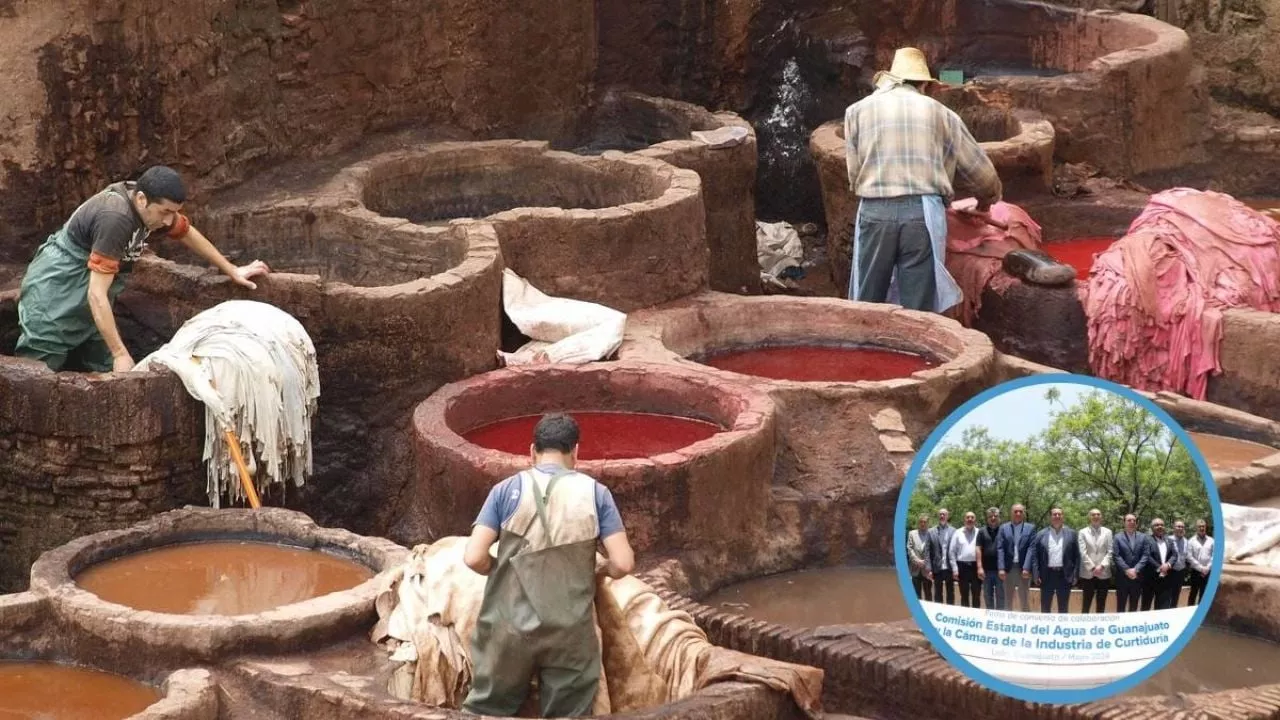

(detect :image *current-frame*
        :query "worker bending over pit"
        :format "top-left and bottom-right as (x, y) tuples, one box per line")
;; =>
(15, 166), (270, 373)
(462, 413), (636, 717)
(844, 47), (1002, 313)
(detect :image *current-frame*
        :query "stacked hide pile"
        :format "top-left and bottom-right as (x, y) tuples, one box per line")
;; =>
(371, 538), (823, 717)
(943, 199), (1045, 326)
(1084, 189), (1280, 399)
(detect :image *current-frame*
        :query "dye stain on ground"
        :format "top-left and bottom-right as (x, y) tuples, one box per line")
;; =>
(0, 662), (161, 719)
(463, 412), (722, 460)
(75, 541), (375, 615)
(1187, 431), (1278, 470)
(699, 345), (936, 383)
(701, 567), (908, 627)
(1042, 237), (1117, 279)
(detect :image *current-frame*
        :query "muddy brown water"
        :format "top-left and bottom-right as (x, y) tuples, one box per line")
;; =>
(704, 567), (1280, 696)
(702, 567), (909, 626)
(75, 541), (375, 616)
(0, 662), (161, 719)
(1188, 431), (1278, 471)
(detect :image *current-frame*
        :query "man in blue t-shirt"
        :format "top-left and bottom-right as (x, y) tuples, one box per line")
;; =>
(462, 413), (635, 717)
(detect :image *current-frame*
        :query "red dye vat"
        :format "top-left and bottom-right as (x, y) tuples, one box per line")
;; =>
(701, 345), (935, 382)
(462, 411), (722, 460)
(1043, 237), (1117, 279)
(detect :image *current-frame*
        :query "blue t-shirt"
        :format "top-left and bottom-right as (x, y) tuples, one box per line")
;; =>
(474, 463), (625, 539)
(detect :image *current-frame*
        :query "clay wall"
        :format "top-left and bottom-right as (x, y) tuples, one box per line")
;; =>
(0, 293), (207, 592)
(0, 0), (595, 264)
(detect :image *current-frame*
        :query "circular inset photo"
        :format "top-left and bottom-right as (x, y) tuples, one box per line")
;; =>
(895, 374), (1227, 703)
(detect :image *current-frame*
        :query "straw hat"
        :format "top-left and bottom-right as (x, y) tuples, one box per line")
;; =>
(873, 47), (937, 85)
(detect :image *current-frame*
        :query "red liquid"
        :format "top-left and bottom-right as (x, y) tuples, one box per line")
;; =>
(701, 345), (935, 382)
(462, 412), (722, 459)
(1043, 237), (1117, 279)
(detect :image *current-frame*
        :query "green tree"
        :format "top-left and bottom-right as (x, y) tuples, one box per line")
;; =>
(907, 387), (1211, 533)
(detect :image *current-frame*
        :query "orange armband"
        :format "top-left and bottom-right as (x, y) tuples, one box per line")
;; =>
(167, 213), (191, 239)
(87, 252), (121, 274)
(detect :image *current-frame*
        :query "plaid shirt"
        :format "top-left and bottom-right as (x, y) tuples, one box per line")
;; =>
(844, 83), (1002, 203)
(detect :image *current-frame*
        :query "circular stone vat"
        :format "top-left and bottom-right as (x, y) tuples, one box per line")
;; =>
(1147, 392), (1280, 507)
(622, 294), (994, 562)
(0, 289), (206, 594)
(30, 507), (408, 664)
(558, 90), (759, 295)
(397, 361), (777, 560)
(75, 540), (375, 616)
(345, 139), (708, 312)
(0, 662), (161, 718)
(810, 99), (1054, 296)
(142, 199), (503, 531)
(893, 0), (1205, 177)
(463, 411), (721, 460)
(696, 344), (938, 383)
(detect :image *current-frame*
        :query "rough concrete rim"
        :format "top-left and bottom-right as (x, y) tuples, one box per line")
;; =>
(134, 211), (502, 302)
(619, 292), (995, 395)
(413, 359), (778, 472)
(809, 108), (1053, 187)
(333, 138), (704, 227)
(28, 507), (409, 662)
(0, 591), (220, 720)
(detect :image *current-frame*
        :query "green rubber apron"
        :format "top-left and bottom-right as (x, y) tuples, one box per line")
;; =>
(16, 227), (131, 372)
(463, 467), (602, 717)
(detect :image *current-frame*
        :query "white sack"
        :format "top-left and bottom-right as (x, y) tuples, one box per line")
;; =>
(500, 269), (626, 366)
(756, 220), (804, 281)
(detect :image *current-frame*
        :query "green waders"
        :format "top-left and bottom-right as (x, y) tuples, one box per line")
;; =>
(15, 228), (129, 372)
(463, 468), (602, 717)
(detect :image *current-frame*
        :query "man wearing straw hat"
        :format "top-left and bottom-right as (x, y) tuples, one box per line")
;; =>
(843, 47), (1002, 313)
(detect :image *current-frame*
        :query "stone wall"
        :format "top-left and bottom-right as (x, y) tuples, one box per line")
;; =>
(0, 294), (206, 592)
(0, 0), (596, 263)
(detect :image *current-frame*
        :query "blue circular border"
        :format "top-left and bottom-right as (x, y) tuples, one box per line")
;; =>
(893, 373), (1226, 705)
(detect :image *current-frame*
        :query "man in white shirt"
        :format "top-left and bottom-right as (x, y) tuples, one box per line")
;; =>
(1028, 508), (1079, 613)
(1140, 518), (1179, 611)
(1077, 508), (1113, 613)
(907, 514), (934, 601)
(949, 511), (983, 607)
(925, 509), (957, 605)
(1185, 518), (1215, 606)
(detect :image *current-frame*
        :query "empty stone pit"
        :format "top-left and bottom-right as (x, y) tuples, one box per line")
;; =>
(621, 294), (995, 564)
(141, 204), (503, 533)
(0, 592), (218, 719)
(558, 90), (760, 295)
(395, 361), (777, 565)
(878, 0), (1205, 177)
(0, 290), (206, 594)
(810, 96), (1055, 298)
(347, 140), (708, 311)
(28, 507), (407, 666)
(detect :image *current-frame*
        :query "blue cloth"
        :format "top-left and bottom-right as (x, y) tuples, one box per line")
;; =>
(847, 194), (962, 313)
(474, 463), (625, 539)
(983, 572), (1004, 609)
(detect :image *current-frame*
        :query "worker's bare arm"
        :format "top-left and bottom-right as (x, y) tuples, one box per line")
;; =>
(86, 269), (133, 372)
(177, 226), (271, 289)
(463, 525), (500, 576)
(599, 531), (635, 579)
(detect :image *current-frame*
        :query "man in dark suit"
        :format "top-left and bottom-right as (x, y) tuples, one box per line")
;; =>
(1028, 507), (1079, 613)
(1141, 518), (1180, 610)
(1113, 513), (1148, 612)
(997, 503), (1036, 612)
(925, 508), (957, 605)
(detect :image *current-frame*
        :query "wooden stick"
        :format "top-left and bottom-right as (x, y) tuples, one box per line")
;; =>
(224, 427), (262, 509)
(954, 208), (1010, 231)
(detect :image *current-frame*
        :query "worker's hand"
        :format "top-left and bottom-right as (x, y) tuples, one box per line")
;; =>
(112, 353), (136, 373)
(594, 553), (610, 578)
(231, 260), (271, 290)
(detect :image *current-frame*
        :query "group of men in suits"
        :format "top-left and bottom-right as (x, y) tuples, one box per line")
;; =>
(906, 504), (1215, 614)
